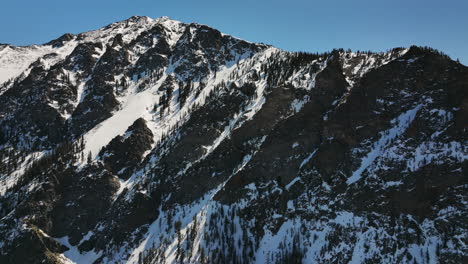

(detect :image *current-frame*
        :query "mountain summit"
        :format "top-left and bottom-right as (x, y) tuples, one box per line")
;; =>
(0, 16), (467, 264)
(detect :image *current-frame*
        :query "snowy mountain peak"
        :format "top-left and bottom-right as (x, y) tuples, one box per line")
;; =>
(126, 15), (154, 23)
(0, 16), (466, 264)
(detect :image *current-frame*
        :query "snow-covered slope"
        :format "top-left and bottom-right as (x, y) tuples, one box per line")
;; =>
(0, 16), (467, 264)
(0, 42), (78, 90)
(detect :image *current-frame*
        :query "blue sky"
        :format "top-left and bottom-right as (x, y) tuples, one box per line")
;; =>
(1, 0), (467, 64)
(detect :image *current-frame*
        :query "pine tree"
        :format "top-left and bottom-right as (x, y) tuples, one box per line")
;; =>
(175, 220), (182, 262)
(87, 151), (93, 163)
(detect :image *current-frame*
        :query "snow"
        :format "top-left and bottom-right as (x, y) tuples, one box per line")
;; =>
(322, 181), (331, 191)
(0, 151), (46, 195)
(407, 58), (419, 64)
(73, 76), (91, 109)
(348, 228), (379, 264)
(290, 97), (308, 113)
(114, 175), (136, 199)
(405, 141), (467, 172)
(340, 48), (409, 83)
(55, 236), (102, 264)
(384, 181), (403, 187)
(81, 75), (167, 158)
(0, 15), (186, 97)
(125, 184), (229, 264)
(0, 45), (45, 85)
(157, 17), (185, 47)
(347, 105), (422, 184)
(368, 107), (467, 175)
(79, 16), (156, 45)
(0, 40), (78, 88)
(255, 218), (296, 264)
(332, 211), (361, 227)
(285, 177), (301, 190)
(406, 234), (440, 264)
(299, 149), (317, 169)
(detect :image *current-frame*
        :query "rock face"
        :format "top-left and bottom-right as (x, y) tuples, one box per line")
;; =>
(0, 16), (467, 264)
(99, 118), (154, 179)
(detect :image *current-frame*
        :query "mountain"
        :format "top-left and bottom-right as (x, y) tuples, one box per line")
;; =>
(0, 16), (467, 264)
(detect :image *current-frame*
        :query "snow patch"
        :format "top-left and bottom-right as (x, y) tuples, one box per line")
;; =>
(347, 105), (422, 184)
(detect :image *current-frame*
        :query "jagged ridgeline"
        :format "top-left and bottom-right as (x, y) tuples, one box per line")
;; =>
(0, 16), (467, 264)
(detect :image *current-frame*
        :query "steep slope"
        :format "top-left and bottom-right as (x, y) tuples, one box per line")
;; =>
(0, 16), (467, 264)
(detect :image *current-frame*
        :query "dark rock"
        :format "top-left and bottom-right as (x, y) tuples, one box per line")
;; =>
(99, 118), (154, 179)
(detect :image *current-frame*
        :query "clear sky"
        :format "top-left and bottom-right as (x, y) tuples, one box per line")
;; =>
(1, 0), (467, 64)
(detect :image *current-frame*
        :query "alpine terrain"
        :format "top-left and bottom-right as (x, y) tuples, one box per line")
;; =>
(0, 16), (467, 264)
